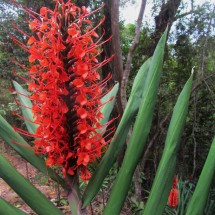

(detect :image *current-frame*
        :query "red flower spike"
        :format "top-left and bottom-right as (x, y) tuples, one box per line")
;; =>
(168, 189), (179, 207)
(168, 176), (179, 207)
(11, 0), (114, 180)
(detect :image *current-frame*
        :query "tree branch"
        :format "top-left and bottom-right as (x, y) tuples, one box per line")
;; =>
(120, 0), (147, 109)
(174, 10), (197, 21)
(142, 113), (170, 170)
(191, 74), (214, 93)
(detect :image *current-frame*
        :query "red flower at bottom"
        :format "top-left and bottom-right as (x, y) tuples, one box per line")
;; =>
(168, 188), (179, 207)
(168, 176), (179, 207)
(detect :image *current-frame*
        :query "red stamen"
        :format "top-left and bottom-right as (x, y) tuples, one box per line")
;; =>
(13, 126), (41, 138)
(11, 139), (34, 150)
(12, 22), (31, 38)
(9, 88), (31, 99)
(12, 70), (30, 83)
(12, 111), (39, 125)
(14, 98), (32, 110)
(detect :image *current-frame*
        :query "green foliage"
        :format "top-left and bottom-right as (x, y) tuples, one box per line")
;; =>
(177, 180), (194, 215)
(143, 72), (193, 215)
(99, 82), (119, 132)
(103, 28), (167, 215)
(186, 137), (215, 215)
(13, 81), (38, 134)
(0, 0), (214, 214)
(0, 155), (63, 215)
(32, 172), (50, 186)
(0, 102), (18, 117)
(129, 196), (145, 214)
(0, 198), (28, 215)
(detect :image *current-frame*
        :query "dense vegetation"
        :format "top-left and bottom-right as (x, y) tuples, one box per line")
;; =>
(0, 0), (214, 214)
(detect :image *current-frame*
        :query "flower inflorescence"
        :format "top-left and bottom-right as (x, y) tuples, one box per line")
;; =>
(168, 176), (179, 208)
(11, 0), (113, 181)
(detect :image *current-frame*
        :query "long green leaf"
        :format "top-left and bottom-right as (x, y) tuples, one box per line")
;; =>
(0, 115), (66, 189)
(186, 137), (215, 215)
(0, 155), (63, 215)
(143, 73), (194, 215)
(0, 198), (28, 215)
(13, 81), (38, 134)
(103, 28), (167, 214)
(82, 58), (151, 207)
(99, 82), (119, 130)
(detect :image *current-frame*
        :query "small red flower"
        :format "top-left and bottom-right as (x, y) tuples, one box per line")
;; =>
(11, 0), (114, 180)
(168, 176), (179, 207)
(168, 189), (178, 207)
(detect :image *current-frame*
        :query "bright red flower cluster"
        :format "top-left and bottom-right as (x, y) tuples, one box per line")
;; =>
(11, 0), (113, 181)
(168, 176), (179, 207)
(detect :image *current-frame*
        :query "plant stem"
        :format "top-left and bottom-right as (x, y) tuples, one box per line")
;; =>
(67, 174), (82, 215)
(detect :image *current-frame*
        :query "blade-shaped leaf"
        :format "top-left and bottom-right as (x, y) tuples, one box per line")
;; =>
(0, 198), (28, 215)
(99, 82), (119, 131)
(0, 155), (63, 215)
(143, 73), (193, 215)
(82, 58), (151, 207)
(185, 137), (215, 215)
(103, 29), (168, 214)
(0, 115), (66, 189)
(13, 81), (38, 134)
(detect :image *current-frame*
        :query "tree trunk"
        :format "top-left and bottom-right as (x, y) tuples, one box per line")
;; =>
(147, 0), (182, 56)
(109, 0), (124, 115)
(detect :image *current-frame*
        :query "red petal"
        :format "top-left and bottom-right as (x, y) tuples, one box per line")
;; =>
(77, 108), (88, 119)
(91, 31), (99, 38)
(72, 78), (84, 88)
(77, 124), (88, 134)
(74, 47), (85, 58)
(40, 7), (47, 15)
(77, 153), (90, 166)
(46, 157), (55, 166)
(28, 36), (36, 45)
(76, 95), (87, 106)
(67, 167), (75, 175)
(29, 55), (35, 63)
(68, 28), (78, 36)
